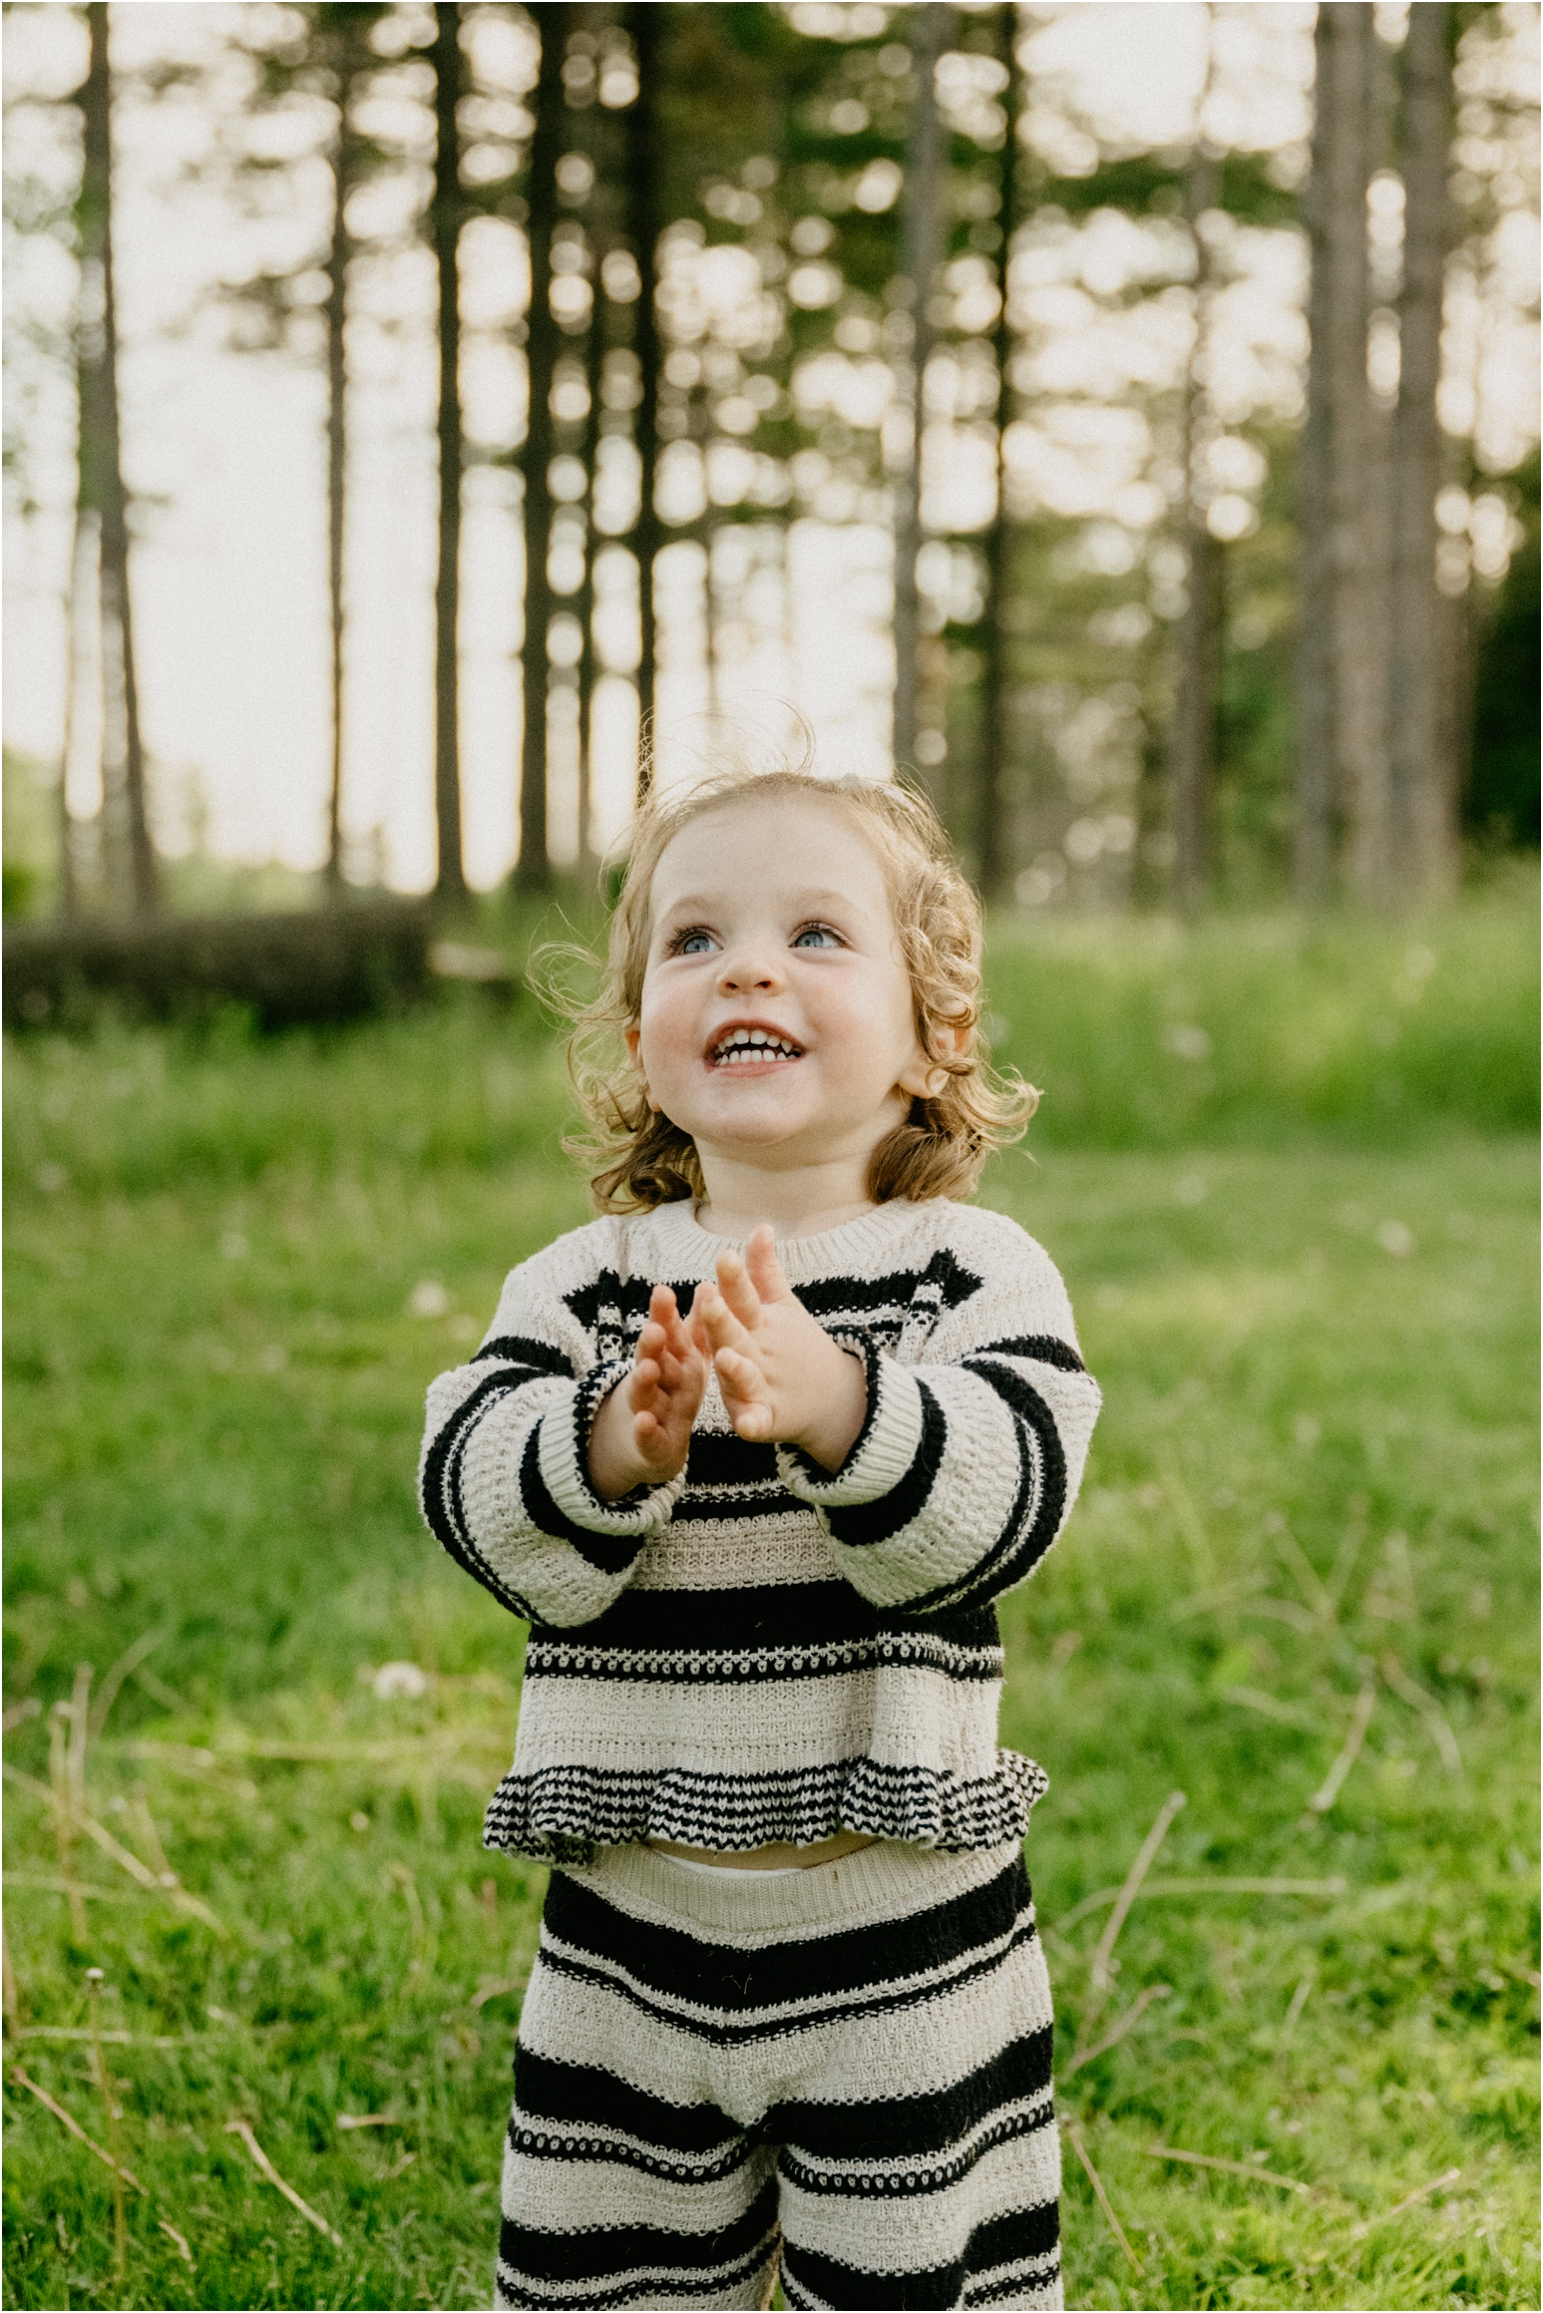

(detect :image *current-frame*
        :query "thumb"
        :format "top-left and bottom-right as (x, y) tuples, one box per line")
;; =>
(744, 1223), (793, 1306)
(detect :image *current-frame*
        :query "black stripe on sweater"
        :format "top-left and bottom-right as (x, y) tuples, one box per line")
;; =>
(420, 1369), (543, 1617)
(684, 1431), (781, 1487)
(543, 1580), (999, 1656)
(517, 1424), (643, 1579)
(974, 1332), (1085, 1374)
(524, 1629), (1001, 1686)
(822, 1377), (948, 1550)
(562, 1269), (700, 1339)
(475, 1334), (573, 1375)
(791, 1244), (983, 1326)
(899, 1358), (1070, 1615)
(483, 1753), (1044, 1862)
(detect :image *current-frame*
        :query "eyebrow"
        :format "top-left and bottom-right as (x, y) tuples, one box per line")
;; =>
(656, 887), (869, 920)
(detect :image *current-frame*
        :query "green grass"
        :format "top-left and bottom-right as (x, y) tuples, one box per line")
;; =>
(3, 893), (1538, 2312)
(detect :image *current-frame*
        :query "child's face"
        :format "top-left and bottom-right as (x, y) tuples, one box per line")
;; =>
(627, 794), (940, 1186)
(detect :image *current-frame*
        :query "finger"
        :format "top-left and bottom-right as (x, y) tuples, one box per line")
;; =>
(714, 1246), (764, 1330)
(648, 1285), (683, 1347)
(714, 1344), (769, 1409)
(628, 1356), (662, 1412)
(716, 1359), (773, 1443)
(743, 1224), (791, 1306)
(656, 1343), (703, 1399)
(699, 1293), (752, 1355)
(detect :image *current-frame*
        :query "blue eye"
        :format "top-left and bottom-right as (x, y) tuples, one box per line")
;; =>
(792, 923), (840, 949)
(674, 929), (716, 956)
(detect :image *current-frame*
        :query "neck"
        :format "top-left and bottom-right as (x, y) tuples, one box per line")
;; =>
(692, 1147), (878, 1242)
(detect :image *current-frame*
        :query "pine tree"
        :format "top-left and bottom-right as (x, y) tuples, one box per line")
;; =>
(892, 3), (949, 774)
(976, 0), (1020, 905)
(1389, 0), (1457, 892)
(77, 2), (156, 918)
(1169, 23), (1222, 916)
(516, 3), (569, 890)
(625, 0), (663, 794)
(431, 2), (469, 905)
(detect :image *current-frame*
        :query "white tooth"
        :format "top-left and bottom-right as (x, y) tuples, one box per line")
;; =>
(749, 1030), (767, 1044)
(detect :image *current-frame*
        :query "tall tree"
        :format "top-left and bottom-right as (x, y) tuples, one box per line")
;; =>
(431, 2), (468, 904)
(516, 3), (568, 890)
(625, 1), (663, 795)
(1295, 3), (1386, 903)
(56, 509), (95, 915)
(976, 0), (1020, 904)
(315, 6), (382, 895)
(1293, 13), (1336, 903)
(892, 1), (949, 774)
(570, 80), (620, 878)
(209, 4), (393, 895)
(78, 2), (156, 918)
(1389, 0), (1456, 893)
(1169, 36), (1222, 916)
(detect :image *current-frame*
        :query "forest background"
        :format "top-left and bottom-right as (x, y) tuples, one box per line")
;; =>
(2, 0), (1539, 912)
(2, 6), (1540, 2313)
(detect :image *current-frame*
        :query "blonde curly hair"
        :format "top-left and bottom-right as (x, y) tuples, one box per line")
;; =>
(563, 762), (1037, 1213)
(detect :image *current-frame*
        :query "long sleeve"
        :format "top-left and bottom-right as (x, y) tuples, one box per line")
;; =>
(776, 1216), (1100, 1615)
(419, 1244), (685, 1629)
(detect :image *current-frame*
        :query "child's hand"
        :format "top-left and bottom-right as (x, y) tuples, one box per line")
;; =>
(588, 1285), (706, 1501)
(690, 1226), (867, 1471)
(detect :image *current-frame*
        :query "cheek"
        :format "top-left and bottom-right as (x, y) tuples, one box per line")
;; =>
(636, 985), (691, 1071)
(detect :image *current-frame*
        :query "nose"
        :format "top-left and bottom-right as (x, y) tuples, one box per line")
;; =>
(716, 939), (783, 997)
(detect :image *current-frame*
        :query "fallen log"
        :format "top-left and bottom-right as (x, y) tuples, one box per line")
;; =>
(1, 902), (502, 1031)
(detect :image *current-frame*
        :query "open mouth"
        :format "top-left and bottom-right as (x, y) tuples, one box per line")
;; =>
(708, 1028), (805, 1067)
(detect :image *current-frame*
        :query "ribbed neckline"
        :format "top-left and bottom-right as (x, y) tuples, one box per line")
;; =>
(646, 1196), (930, 1283)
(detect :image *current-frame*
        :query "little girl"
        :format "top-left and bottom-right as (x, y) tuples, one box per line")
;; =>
(421, 765), (1100, 2313)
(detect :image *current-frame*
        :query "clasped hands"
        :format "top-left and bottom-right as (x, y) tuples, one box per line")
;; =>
(587, 1226), (867, 1501)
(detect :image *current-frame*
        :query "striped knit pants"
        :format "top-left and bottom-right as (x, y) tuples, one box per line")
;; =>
(495, 1839), (1061, 2311)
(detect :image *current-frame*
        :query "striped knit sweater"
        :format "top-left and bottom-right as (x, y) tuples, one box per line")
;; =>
(420, 1197), (1100, 1866)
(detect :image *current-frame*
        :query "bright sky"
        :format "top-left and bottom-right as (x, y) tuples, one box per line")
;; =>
(3, 2), (1536, 891)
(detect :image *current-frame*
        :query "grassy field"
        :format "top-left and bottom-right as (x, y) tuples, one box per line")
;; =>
(3, 891), (1538, 2312)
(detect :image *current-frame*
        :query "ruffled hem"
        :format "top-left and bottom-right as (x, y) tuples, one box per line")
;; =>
(481, 1750), (1048, 1866)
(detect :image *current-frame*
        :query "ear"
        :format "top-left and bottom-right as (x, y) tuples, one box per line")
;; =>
(895, 1018), (968, 1104)
(624, 1024), (660, 1112)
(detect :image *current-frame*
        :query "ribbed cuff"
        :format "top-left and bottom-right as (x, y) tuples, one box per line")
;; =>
(776, 1337), (925, 1507)
(537, 1360), (687, 1536)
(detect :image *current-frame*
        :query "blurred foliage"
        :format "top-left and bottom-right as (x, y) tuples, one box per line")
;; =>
(1467, 451), (1542, 853)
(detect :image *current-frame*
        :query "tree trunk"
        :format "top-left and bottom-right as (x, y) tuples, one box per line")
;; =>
(431, 3), (468, 904)
(1329, 7), (1387, 898)
(977, 0), (1018, 904)
(1293, 8), (1336, 904)
(57, 507), (94, 917)
(517, 3), (567, 890)
(323, 116), (351, 894)
(80, 3), (156, 918)
(1294, 4), (1385, 903)
(626, 2), (663, 796)
(1389, 0), (1455, 893)
(1169, 116), (1221, 915)
(575, 262), (604, 877)
(892, 1), (949, 776)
